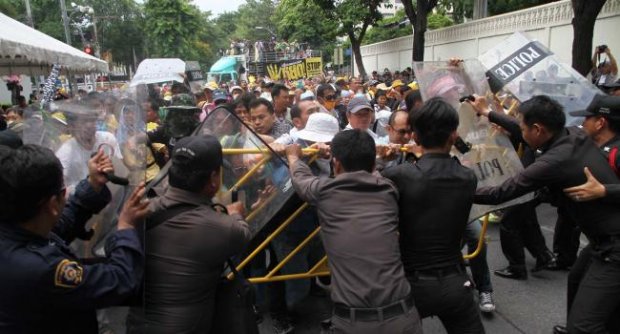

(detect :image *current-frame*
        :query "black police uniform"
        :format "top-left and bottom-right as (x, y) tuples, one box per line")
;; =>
(0, 180), (143, 334)
(475, 127), (620, 333)
(383, 153), (485, 334)
(486, 110), (554, 276)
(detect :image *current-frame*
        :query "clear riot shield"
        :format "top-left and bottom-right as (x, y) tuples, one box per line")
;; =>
(478, 32), (601, 126)
(24, 90), (146, 258)
(413, 59), (534, 222)
(148, 105), (301, 241)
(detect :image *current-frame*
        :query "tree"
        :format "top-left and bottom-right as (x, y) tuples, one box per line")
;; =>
(273, 0), (338, 50)
(363, 9), (411, 45)
(232, 0), (276, 41)
(143, 0), (203, 60)
(312, 0), (384, 79)
(571, 0), (607, 76)
(402, 0), (439, 61)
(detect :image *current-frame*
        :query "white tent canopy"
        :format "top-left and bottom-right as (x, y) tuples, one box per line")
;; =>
(0, 12), (108, 76)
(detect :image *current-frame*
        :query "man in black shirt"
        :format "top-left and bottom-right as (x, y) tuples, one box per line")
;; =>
(472, 95), (620, 334)
(383, 97), (485, 333)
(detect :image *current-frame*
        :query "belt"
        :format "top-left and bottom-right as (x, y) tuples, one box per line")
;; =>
(333, 294), (414, 322)
(410, 264), (464, 280)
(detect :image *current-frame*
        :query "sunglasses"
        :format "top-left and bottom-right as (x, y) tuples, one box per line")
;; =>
(324, 95), (336, 101)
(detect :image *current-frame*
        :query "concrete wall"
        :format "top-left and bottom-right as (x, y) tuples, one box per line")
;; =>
(355, 0), (620, 75)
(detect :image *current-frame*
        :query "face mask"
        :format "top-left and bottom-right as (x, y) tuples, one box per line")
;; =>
(232, 93), (240, 100)
(324, 101), (336, 111)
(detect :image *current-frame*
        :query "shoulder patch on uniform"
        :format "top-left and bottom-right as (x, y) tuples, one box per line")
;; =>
(54, 259), (83, 288)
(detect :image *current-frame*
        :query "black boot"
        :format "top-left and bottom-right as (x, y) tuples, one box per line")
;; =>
(494, 266), (527, 280)
(532, 250), (558, 272)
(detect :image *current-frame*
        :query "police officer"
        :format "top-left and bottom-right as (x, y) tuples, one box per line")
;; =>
(382, 98), (485, 333)
(471, 95), (620, 334)
(552, 95), (620, 334)
(468, 97), (556, 279)
(287, 130), (423, 334)
(0, 144), (149, 334)
(134, 135), (252, 334)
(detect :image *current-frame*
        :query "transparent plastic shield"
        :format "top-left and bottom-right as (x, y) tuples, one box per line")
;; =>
(414, 59), (534, 222)
(148, 106), (297, 239)
(204, 107), (297, 237)
(24, 91), (146, 257)
(478, 32), (600, 126)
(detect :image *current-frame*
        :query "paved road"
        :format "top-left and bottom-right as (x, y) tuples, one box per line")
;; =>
(256, 203), (583, 334)
(105, 203), (578, 334)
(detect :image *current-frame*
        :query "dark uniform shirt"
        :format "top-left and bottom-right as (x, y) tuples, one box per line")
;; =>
(0, 225), (142, 334)
(291, 160), (411, 308)
(600, 135), (620, 200)
(383, 153), (477, 272)
(475, 127), (620, 240)
(140, 186), (251, 333)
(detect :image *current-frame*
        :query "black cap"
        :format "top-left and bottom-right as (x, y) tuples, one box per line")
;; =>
(171, 135), (222, 172)
(569, 94), (620, 120)
(0, 130), (23, 149)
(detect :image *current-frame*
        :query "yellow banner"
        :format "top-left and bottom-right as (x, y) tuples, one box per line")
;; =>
(266, 58), (323, 81)
(305, 57), (323, 77)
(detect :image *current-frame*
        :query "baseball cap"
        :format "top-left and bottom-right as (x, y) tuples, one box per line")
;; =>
(213, 90), (229, 103)
(229, 85), (243, 94)
(203, 81), (218, 91)
(347, 96), (373, 114)
(171, 135), (223, 172)
(296, 113), (339, 143)
(569, 94), (620, 120)
(0, 130), (23, 148)
(390, 79), (404, 89)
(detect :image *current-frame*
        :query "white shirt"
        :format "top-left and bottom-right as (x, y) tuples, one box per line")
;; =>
(344, 124), (379, 143)
(56, 131), (122, 193)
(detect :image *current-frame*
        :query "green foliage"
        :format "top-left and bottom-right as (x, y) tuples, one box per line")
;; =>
(273, 0), (338, 49)
(143, 0), (203, 60)
(232, 0), (276, 40)
(0, 0), (18, 18)
(363, 9), (411, 45)
(438, 0), (560, 23)
(428, 12), (453, 29)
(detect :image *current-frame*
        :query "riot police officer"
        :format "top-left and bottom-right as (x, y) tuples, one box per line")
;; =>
(0, 144), (149, 334)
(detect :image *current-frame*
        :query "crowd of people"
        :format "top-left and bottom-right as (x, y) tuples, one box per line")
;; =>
(0, 46), (620, 334)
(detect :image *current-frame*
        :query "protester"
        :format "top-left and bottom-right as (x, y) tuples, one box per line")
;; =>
(0, 144), (148, 333)
(286, 129), (423, 334)
(271, 84), (294, 129)
(344, 95), (379, 142)
(382, 98), (486, 333)
(133, 135), (251, 333)
(55, 98), (123, 194)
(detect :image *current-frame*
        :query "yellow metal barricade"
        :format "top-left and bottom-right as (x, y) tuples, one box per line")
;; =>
(222, 147), (490, 284)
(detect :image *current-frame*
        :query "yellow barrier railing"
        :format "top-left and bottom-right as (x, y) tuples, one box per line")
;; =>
(222, 146), (491, 284)
(463, 215), (490, 260)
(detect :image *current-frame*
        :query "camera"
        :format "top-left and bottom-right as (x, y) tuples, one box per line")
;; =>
(597, 44), (608, 53)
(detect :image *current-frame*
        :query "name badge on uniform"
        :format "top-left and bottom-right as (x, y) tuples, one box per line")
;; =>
(54, 259), (84, 288)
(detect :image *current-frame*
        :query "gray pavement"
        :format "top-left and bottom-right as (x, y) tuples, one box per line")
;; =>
(105, 203), (576, 334)
(257, 203), (578, 334)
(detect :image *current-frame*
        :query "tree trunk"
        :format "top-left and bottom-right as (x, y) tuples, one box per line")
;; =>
(350, 34), (367, 79)
(412, 3), (429, 61)
(571, 0), (607, 76)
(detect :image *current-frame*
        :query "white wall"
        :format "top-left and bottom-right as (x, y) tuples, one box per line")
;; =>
(355, 0), (620, 76)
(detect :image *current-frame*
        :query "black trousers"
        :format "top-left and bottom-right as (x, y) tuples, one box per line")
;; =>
(407, 271), (485, 334)
(499, 201), (549, 270)
(566, 243), (620, 333)
(553, 209), (581, 267)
